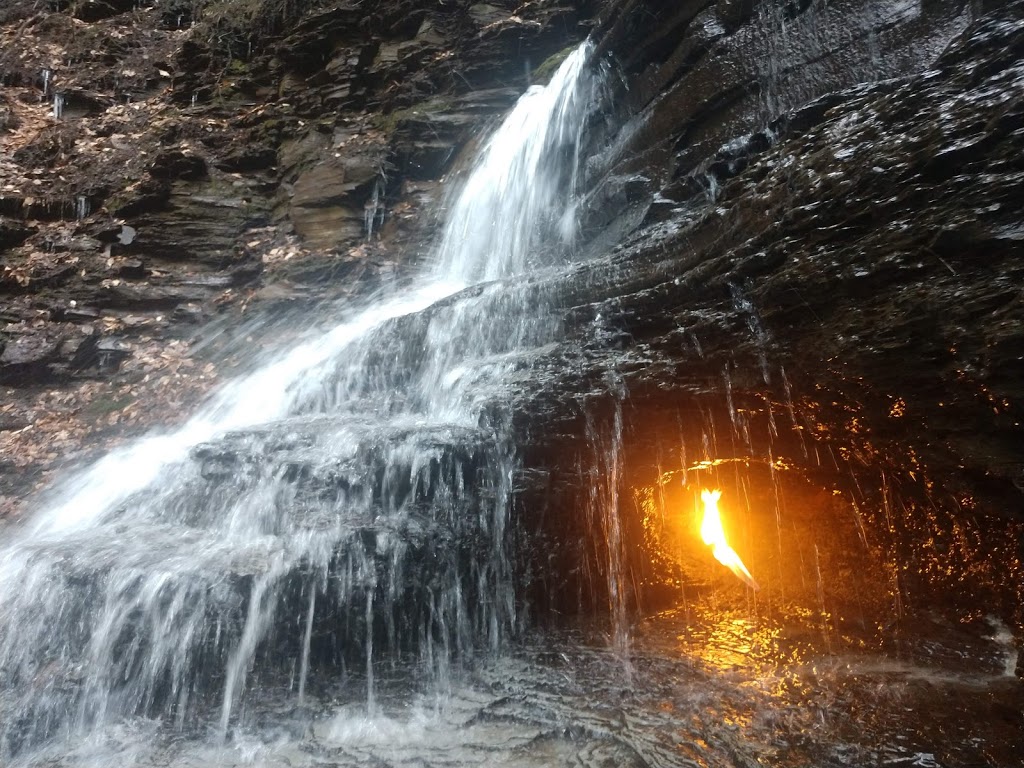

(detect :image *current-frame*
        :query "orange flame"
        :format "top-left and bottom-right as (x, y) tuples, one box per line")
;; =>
(700, 489), (759, 590)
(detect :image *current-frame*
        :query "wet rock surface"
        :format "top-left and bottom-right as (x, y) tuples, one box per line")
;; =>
(13, 609), (1024, 767)
(2, 0), (1024, 763)
(499, 0), (1024, 634)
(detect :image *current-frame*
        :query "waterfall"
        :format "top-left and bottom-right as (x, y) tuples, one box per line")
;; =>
(0, 42), (599, 761)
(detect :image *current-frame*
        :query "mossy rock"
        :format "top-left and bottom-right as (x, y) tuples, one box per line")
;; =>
(532, 45), (576, 85)
(372, 96), (456, 135)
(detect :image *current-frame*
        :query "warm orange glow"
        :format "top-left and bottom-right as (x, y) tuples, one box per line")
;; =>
(700, 489), (759, 590)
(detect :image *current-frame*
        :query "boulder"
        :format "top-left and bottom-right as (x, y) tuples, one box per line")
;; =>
(0, 332), (62, 384)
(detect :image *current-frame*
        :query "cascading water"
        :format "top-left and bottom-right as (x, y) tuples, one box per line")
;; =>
(0, 43), (601, 763)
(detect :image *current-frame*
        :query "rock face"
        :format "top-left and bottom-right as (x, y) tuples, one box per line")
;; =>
(517, 0), (1024, 624)
(1, 0), (1022, 633)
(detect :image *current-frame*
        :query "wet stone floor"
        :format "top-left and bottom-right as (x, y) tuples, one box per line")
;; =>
(19, 604), (1023, 768)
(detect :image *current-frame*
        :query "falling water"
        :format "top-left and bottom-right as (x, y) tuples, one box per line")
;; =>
(584, 387), (631, 661)
(0, 42), (599, 762)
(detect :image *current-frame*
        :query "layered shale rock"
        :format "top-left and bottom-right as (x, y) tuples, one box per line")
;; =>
(514, 0), (1024, 625)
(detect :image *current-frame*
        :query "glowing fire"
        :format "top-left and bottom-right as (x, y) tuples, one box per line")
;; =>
(700, 489), (759, 590)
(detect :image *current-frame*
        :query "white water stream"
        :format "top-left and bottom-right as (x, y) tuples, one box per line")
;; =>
(0, 43), (599, 762)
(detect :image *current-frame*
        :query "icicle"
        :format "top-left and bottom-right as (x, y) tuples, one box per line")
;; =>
(364, 175), (386, 240)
